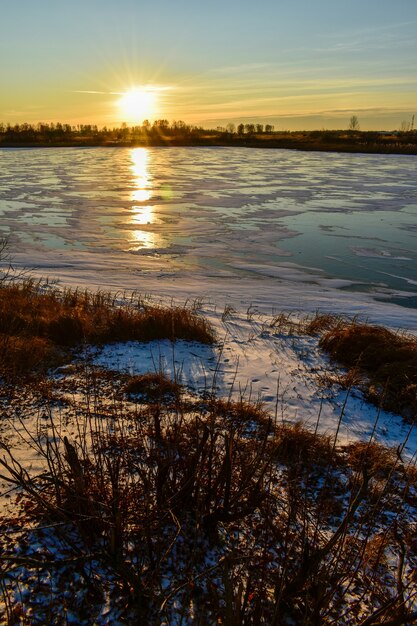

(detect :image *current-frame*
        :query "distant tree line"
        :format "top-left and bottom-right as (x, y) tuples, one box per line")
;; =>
(0, 120), (277, 147)
(0, 120), (204, 145)
(1, 120), (417, 154)
(215, 123), (275, 134)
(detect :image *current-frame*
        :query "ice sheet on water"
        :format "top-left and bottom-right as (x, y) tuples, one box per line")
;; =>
(351, 246), (412, 260)
(1, 146), (417, 326)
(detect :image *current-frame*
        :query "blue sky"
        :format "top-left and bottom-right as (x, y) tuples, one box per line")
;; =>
(1, 0), (416, 129)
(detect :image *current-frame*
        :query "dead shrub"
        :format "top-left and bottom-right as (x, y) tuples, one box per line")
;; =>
(1, 382), (416, 625)
(361, 533), (389, 570)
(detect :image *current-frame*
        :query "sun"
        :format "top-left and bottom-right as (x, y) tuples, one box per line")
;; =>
(118, 88), (157, 123)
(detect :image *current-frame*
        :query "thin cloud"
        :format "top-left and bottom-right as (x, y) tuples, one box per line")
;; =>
(73, 86), (173, 96)
(319, 106), (417, 115)
(325, 19), (417, 39)
(209, 62), (273, 74)
(72, 90), (124, 96)
(316, 20), (417, 54)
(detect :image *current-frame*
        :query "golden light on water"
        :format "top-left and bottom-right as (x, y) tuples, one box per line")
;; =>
(129, 147), (158, 249)
(118, 88), (157, 123)
(131, 204), (153, 225)
(131, 148), (151, 202)
(131, 147), (148, 178)
(132, 188), (152, 202)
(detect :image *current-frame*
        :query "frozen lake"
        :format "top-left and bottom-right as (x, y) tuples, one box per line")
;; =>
(1, 146), (416, 327)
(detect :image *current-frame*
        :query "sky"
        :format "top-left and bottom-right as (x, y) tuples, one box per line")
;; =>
(1, 0), (416, 130)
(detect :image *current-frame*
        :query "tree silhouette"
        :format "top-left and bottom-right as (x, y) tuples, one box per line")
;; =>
(349, 115), (360, 131)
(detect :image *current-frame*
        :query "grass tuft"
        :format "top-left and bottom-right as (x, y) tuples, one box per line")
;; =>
(0, 333), (64, 377)
(319, 322), (417, 419)
(344, 441), (398, 480)
(124, 372), (182, 401)
(274, 421), (335, 467)
(303, 312), (343, 335)
(0, 280), (215, 379)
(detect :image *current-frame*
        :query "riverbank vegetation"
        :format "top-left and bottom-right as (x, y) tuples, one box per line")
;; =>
(1, 120), (417, 154)
(273, 312), (417, 424)
(318, 319), (417, 422)
(0, 279), (214, 379)
(0, 354), (416, 624)
(0, 278), (416, 624)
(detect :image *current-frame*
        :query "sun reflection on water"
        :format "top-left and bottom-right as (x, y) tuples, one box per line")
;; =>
(129, 148), (159, 249)
(131, 205), (153, 225)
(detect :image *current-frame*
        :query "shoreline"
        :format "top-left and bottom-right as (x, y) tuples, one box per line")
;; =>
(1, 127), (417, 156)
(2, 141), (417, 156)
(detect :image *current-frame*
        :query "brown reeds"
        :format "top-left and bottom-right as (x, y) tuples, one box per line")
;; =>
(1, 362), (416, 625)
(0, 280), (215, 379)
(1, 290), (416, 623)
(123, 372), (182, 401)
(319, 321), (417, 420)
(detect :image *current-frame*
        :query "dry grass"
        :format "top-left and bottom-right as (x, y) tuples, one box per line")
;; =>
(271, 311), (344, 337)
(303, 312), (344, 335)
(405, 463), (417, 488)
(0, 333), (64, 377)
(1, 365), (416, 624)
(204, 396), (272, 432)
(344, 441), (399, 480)
(124, 372), (182, 401)
(270, 311), (302, 334)
(319, 322), (417, 420)
(274, 421), (336, 468)
(0, 280), (214, 379)
(1, 282), (416, 623)
(316, 365), (364, 390)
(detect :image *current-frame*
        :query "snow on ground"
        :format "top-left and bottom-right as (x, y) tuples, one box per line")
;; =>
(93, 306), (417, 454)
(1, 304), (416, 515)
(1, 303), (416, 623)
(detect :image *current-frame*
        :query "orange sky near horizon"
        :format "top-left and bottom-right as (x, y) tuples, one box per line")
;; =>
(1, 0), (416, 131)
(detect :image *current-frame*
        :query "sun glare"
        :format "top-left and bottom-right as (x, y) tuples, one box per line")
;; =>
(118, 88), (157, 123)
